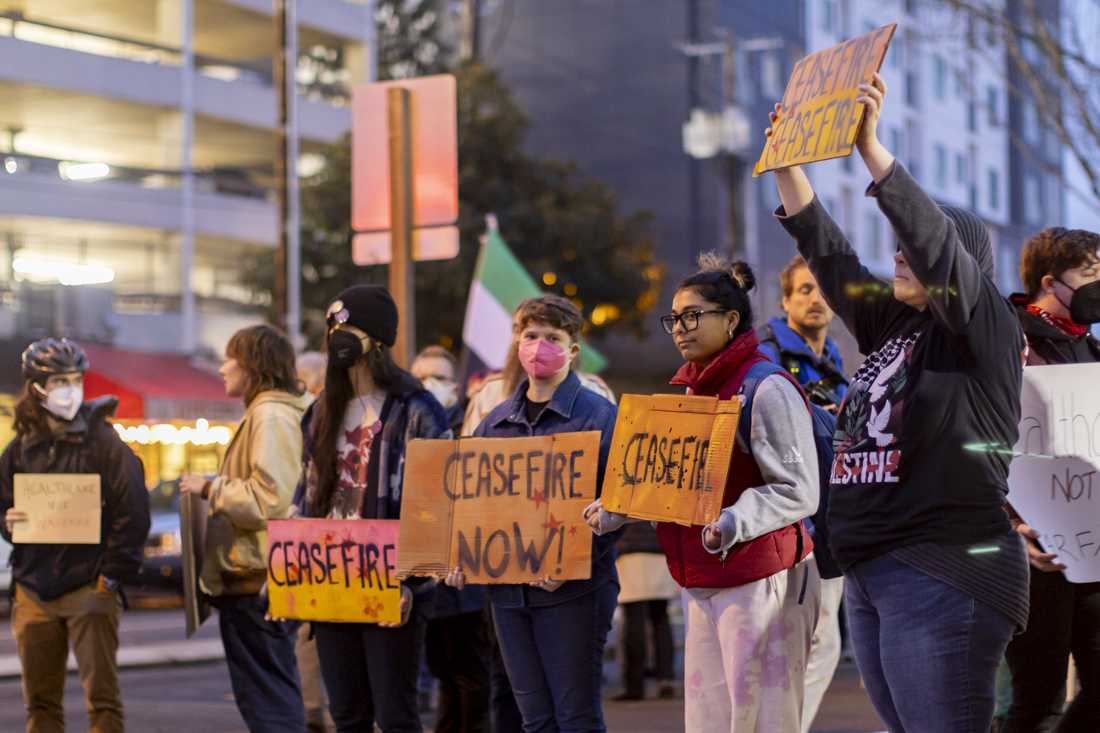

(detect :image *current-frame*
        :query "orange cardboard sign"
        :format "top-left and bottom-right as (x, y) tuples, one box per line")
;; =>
(754, 23), (896, 175)
(601, 394), (741, 526)
(396, 433), (599, 584)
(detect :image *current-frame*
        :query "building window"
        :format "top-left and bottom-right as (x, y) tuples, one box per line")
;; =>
(967, 100), (977, 132)
(890, 127), (905, 159)
(970, 183), (979, 211)
(906, 71), (920, 107)
(988, 168), (1000, 211)
(1023, 102), (1040, 145)
(822, 0), (837, 33)
(889, 32), (904, 68)
(954, 70), (966, 98)
(933, 55), (947, 100)
(824, 196), (839, 219)
(842, 152), (853, 173)
(934, 144), (948, 189)
(866, 211), (882, 261)
(905, 0), (919, 16)
(986, 86), (999, 126)
(906, 119), (921, 181)
(955, 152), (967, 184)
(840, 186), (854, 231)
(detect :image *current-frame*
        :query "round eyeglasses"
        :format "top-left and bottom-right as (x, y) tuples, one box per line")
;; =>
(659, 308), (728, 334)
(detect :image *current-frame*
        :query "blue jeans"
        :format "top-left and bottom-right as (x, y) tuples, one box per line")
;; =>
(492, 582), (617, 733)
(214, 594), (306, 733)
(844, 554), (1015, 733)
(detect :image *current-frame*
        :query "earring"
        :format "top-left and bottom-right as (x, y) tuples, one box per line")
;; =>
(728, 326), (735, 339)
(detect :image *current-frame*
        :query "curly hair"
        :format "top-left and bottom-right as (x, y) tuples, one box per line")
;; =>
(1020, 227), (1100, 299)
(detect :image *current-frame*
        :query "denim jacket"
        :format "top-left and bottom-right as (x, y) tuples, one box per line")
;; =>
(473, 370), (621, 609)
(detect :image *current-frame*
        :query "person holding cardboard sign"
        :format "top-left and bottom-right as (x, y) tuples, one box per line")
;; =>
(445, 295), (619, 733)
(1003, 228), (1100, 732)
(295, 285), (452, 733)
(0, 337), (150, 733)
(588, 255), (822, 733)
(768, 73), (1029, 733)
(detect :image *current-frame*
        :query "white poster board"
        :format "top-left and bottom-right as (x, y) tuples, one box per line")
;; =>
(12, 474), (101, 544)
(1008, 363), (1100, 583)
(180, 492), (211, 638)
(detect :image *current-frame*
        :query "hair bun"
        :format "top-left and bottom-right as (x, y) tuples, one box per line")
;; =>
(730, 261), (756, 292)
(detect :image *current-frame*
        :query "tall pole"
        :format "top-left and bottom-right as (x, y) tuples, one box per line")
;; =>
(181, 0), (196, 353)
(285, 0), (301, 344)
(387, 87), (415, 368)
(274, 0), (289, 331)
(462, 0), (481, 61)
(686, 0), (701, 265)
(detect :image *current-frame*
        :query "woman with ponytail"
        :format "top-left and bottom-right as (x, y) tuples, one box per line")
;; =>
(589, 254), (822, 733)
(296, 285), (452, 733)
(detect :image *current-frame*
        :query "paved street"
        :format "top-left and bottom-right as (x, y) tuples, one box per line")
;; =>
(0, 609), (886, 732)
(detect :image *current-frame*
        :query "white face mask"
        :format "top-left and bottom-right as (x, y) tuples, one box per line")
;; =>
(42, 384), (83, 421)
(423, 377), (458, 409)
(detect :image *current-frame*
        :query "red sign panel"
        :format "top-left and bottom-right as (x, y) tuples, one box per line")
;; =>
(352, 74), (459, 233)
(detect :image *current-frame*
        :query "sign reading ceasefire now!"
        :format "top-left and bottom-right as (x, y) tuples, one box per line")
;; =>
(754, 22), (897, 176)
(396, 432), (599, 584)
(266, 519), (402, 624)
(601, 395), (741, 527)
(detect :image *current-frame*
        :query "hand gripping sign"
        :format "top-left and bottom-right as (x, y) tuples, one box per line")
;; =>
(396, 432), (599, 584)
(754, 22), (897, 176)
(601, 394), (741, 526)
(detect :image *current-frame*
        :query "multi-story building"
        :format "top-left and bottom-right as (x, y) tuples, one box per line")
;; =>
(0, 0), (372, 371)
(479, 0), (1073, 382)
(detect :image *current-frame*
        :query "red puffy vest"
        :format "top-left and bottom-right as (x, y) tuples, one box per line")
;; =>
(655, 330), (813, 589)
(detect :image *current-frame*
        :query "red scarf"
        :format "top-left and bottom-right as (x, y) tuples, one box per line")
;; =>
(1027, 304), (1088, 338)
(670, 330), (763, 396)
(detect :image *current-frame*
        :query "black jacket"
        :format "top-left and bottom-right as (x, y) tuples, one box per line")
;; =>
(0, 397), (151, 600)
(1011, 294), (1100, 365)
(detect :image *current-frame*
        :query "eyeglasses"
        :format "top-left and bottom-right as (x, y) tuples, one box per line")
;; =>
(659, 309), (728, 334)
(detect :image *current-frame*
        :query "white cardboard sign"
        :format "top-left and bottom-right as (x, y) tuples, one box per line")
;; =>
(13, 473), (101, 544)
(1007, 364), (1100, 583)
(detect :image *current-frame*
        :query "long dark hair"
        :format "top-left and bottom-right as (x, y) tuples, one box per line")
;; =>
(13, 382), (49, 438)
(309, 336), (405, 516)
(226, 325), (304, 406)
(677, 252), (757, 336)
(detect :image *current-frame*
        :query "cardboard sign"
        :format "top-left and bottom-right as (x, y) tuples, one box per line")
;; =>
(601, 395), (741, 526)
(1007, 364), (1100, 583)
(180, 492), (210, 638)
(397, 432), (599, 584)
(754, 23), (897, 176)
(266, 519), (402, 624)
(12, 474), (101, 544)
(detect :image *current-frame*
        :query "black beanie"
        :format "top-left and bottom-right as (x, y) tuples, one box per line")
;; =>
(326, 285), (399, 347)
(940, 204), (994, 278)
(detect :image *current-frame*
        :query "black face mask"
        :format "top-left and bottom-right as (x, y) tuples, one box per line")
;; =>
(328, 330), (368, 369)
(1057, 278), (1100, 325)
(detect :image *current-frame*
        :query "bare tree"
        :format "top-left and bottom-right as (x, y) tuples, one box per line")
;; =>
(932, 0), (1100, 211)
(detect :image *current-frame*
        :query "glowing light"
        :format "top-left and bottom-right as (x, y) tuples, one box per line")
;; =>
(4, 157), (17, 174)
(59, 161), (110, 181)
(542, 272), (558, 286)
(13, 255), (115, 286)
(114, 419), (233, 447)
(564, 283), (578, 296)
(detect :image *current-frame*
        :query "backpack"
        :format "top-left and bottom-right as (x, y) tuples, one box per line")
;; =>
(758, 324), (849, 409)
(738, 360), (842, 579)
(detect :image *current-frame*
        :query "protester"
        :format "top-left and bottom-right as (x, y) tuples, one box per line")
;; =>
(293, 350), (331, 733)
(412, 345), (464, 433)
(0, 337), (150, 733)
(297, 285), (451, 733)
(1003, 227), (1100, 732)
(411, 345), (490, 733)
(179, 325), (310, 733)
(612, 522), (678, 702)
(758, 255), (849, 412)
(769, 73), (1029, 732)
(459, 299), (616, 733)
(446, 295), (620, 733)
(759, 255), (848, 731)
(590, 254), (821, 732)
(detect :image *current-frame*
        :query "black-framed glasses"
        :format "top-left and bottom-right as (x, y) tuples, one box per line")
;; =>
(659, 309), (728, 334)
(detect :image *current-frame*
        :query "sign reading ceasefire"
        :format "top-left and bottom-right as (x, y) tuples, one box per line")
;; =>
(754, 22), (897, 175)
(601, 394), (741, 526)
(266, 519), (402, 624)
(396, 432), (599, 584)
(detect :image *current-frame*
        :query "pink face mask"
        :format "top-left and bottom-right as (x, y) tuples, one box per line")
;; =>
(518, 339), (569, 379)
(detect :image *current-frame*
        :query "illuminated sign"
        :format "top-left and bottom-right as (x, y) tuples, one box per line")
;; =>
(114, 418), (232, 447)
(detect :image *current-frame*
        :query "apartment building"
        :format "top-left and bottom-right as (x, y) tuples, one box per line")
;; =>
(0, 0), (373, 366)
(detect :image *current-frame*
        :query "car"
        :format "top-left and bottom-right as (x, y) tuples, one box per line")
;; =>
(136, 481), (183, 592)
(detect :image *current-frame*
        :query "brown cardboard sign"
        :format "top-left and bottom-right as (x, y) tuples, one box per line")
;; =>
(754, 23), (897, 175)
(397, 432), (599, 584)
(601, 394), (741, 526)
(12, 474), (101, 544)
